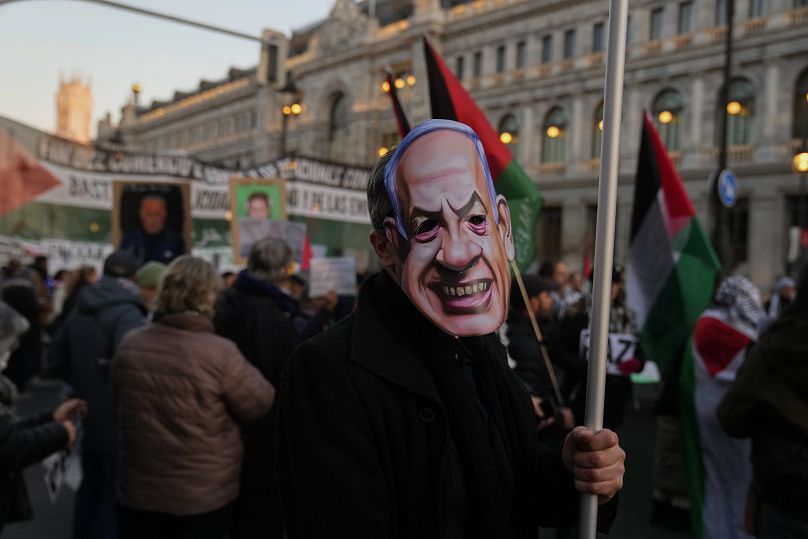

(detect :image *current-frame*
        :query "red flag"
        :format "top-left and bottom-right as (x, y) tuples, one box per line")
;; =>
(385, 69), (411, 138)
(0, 129), (61, 216)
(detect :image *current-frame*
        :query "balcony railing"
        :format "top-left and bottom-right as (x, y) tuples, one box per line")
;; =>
(708, 27), (728, 44)
(790, 6), (808, 25)
(712, 145), (754, 164)
(539, 162), (567, 176)
(534, 63), (552, 78)
(646, 40), (662, 54)
(674, 34), (693, 49)
(743, 17), (767, 35)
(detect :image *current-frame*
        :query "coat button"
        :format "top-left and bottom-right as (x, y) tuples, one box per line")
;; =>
(419, 407), (436, 423)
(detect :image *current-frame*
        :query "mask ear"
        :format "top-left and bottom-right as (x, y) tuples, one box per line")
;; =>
(370, 218), (405, 281)
(495, 195), (515, 262)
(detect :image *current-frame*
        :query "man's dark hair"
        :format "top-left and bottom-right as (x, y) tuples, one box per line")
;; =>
(141, 194), (167, 208)
(538, 261), (557, 279)
(247, 192), (270, 205)
(367, 151), (395, 232)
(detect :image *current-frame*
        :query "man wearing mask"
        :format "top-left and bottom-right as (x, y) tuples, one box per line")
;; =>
(49, 252), (147, 539)
(277, 120), (624, 538)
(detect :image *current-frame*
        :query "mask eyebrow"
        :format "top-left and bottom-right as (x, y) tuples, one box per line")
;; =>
(409, 191), (487, 225)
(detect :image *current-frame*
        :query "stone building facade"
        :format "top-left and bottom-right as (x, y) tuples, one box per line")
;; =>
(102, 0), (808, 287)
(56, 75), (93, 144)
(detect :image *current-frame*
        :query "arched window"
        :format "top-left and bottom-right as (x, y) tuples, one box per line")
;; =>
(717, 77), (755, 147)
(794, 68), (808, 141)
(498, 113), (520, 161)
(328, 92), (350, 161)
(542, 107), (567, 164)
(592, 102), (603, 159)
(652, 89), (684, 151)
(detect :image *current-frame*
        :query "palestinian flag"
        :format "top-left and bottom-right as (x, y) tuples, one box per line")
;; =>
(423, 39), (542, 271)
(0, 129), (61, 216)
(626, 112), (721, 538)
(626, 112), (720, 372)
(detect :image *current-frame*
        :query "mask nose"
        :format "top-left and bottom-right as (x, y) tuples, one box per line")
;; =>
(436, 228), (482, 273)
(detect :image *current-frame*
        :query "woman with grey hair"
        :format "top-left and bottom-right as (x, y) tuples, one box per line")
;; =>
(111, 256), (275, 539)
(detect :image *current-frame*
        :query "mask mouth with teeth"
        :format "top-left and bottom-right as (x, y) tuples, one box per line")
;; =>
(382, 120), (515, 337)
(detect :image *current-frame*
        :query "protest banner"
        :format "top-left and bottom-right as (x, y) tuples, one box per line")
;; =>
(309, 256), (357, 297)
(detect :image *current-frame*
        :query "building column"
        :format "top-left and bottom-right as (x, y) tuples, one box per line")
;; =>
(518, 107), (534, 167)
(561, 200), (587, 266)
(748, 195), (780, 288)
(570, 95), (584, 174)
(756, 61), (781, 162)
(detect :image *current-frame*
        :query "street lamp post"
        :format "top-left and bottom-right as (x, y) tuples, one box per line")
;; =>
(279, 79), (302, 159)
(712, 0), (735, 273)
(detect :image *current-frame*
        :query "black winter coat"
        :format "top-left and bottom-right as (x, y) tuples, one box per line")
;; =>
(278, 272), (612, 538)
(214, 273), (300, 486)
(0, 412), (67, 532)
(718, 315), (808, 521)
(48, 276), (146, 452)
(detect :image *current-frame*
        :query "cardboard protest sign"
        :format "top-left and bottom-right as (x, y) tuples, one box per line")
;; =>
(579, 329), (639, 377)
(309, 256), (356, 297)
(229, 177), (286, 263)
(112, 181), (191, 265)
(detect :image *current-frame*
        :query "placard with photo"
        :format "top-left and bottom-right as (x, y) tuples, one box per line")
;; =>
(230, 177), (287, 263)
(112, 181), (191, 265)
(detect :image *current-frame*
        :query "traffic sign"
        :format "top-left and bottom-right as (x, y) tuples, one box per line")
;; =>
(717, 168), (738, 208)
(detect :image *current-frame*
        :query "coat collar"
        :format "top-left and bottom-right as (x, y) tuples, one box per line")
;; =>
(155, 312), (214, 333)
(350, 271), (444, 401)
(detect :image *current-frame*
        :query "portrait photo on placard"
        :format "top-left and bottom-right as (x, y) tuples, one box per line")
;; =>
(113, 181), (191, 265)
(230, 177), (287, 262)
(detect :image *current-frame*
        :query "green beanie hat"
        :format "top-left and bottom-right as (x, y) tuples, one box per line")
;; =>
(135, 261), (167, 289)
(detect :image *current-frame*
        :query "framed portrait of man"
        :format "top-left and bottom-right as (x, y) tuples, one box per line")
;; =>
(229, 177), (287, 262)
(112, 181), (191, 265)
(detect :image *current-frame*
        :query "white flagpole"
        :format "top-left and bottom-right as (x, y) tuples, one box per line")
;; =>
(578, 0), (629, 537)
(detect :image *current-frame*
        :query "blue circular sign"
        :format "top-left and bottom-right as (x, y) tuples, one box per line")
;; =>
(717, 168), (738, 208)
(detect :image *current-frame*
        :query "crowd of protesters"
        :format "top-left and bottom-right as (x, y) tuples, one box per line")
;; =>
(0, 202), (806, 539)
(1, 243), (806, 538)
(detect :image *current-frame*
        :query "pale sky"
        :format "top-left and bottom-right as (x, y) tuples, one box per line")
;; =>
(0, 0), (335, 135)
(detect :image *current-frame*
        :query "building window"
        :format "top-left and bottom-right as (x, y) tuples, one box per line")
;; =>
(650, 7), (664, 40)
(498, 113), (520, 161)
(472, 51), (482, 79)
(716, 0), (728, 25)
(563, 29), (576, 59)
(515, 40), (527, 69)
(592, 102), (604, 159)
(456, 56), (465, 80)
(717, 77), (756, 146)
(496, 45), (506, 73)
(541, 35), (553, 64)
(749, 0), (765, 18)
(593, 22), (605, 53)
(794, 68), (808, 140)
(542, 107), (568, 164)
(536, 207), (562, 262)
(328, 92), (350, 162)
(653, 89), (684, 151)
(626, 15), (633, 44)
(249, 111), (257, 129)
(678, 1), (693, 34)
